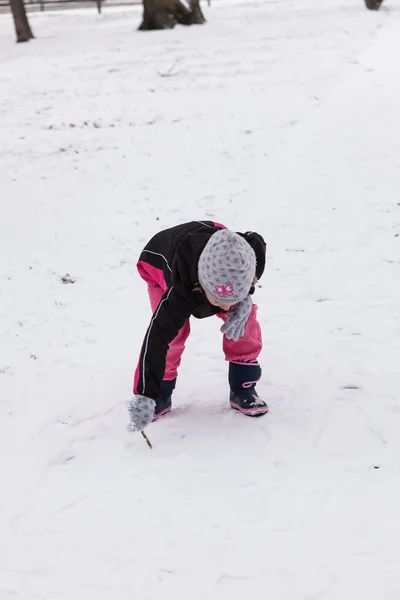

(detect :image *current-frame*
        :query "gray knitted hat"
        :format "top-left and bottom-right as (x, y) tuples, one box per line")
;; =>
(198, 229), (256, 303)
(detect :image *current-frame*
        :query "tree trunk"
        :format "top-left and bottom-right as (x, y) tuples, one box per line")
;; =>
(10, 0), (34, 42)
(139, 0), (206, 30)
(364, 0), (384, 9)
(189, 0), (206, 24)
(139, 0), (174, 29)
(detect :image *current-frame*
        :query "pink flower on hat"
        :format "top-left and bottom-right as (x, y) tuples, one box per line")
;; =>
(215, 283), (234, 298)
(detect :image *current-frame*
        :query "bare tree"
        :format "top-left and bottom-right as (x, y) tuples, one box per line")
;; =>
(10, 0), (34, 42)
(364, 0), (384, 9)
(139, 0), (206, 30)
(189, 0), (206, 25)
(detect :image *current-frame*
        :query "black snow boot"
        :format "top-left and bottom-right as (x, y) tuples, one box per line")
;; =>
(153, 378), (176, 420)
(229, 362), (268, 417)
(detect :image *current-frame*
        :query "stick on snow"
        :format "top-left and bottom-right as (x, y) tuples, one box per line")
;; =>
(141, 430), (153, 450)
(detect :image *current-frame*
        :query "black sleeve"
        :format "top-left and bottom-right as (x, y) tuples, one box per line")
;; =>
(134, 286), (192, 400)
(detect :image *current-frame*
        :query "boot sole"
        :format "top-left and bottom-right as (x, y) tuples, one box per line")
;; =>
(152, 402), (269, 421)
(230, 400), (269, 417)
(152, 406), (172, 421)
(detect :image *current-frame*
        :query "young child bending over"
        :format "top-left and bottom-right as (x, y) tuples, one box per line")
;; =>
(127, 220), (268, 433)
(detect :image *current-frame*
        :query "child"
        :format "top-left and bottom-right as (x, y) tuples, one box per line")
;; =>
(127, 220), (268, 433)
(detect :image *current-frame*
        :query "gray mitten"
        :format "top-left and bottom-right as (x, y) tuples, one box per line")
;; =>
(220, 295), (253, 341)
(127, 395), (155, 432)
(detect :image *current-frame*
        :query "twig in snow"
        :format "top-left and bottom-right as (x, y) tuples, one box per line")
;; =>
(383, 257), (400, 265)
(157, 61), (181, 78)
(141, 430), (153, 450)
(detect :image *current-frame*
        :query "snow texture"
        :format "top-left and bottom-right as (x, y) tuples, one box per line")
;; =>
(1, 0), (400, 598)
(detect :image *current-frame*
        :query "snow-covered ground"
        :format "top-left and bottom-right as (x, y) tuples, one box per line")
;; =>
(1, 1), (400, 598)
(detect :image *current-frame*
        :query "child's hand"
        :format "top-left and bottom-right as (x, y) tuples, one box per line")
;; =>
(220, 295), (252, 341)
(126, 395), (155, 432)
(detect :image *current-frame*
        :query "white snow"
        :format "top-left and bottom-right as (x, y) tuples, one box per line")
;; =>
(1, 0), (400, 598)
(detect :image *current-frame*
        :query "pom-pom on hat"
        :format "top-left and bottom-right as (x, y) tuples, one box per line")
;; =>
(198, 229), (256, 304)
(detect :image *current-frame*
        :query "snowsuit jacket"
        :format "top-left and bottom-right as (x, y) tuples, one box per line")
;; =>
(134, 220), (267, 400)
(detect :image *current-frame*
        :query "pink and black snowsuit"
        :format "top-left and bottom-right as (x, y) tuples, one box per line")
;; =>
(133, 220), (266, 401)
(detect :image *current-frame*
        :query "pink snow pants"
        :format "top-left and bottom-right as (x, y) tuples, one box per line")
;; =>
(147, 282), (262, 381)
